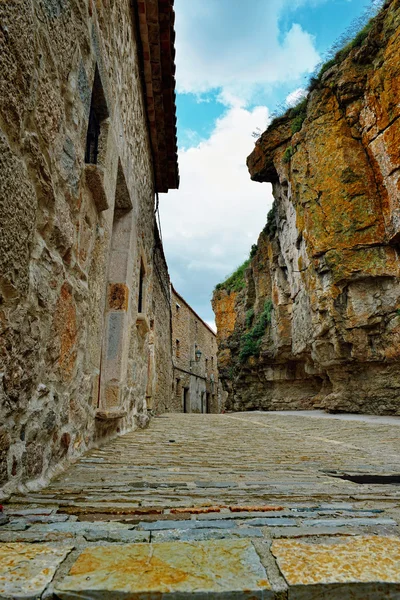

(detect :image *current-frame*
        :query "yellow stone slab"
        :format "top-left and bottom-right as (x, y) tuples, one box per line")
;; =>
(0, 542), (74, 599)
(272, 535), (400, 598)
(55, 539), (273, 599)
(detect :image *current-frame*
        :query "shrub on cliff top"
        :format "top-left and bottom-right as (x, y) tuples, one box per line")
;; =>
(308, 13), (377, 92)
(215, 258), (251, 293)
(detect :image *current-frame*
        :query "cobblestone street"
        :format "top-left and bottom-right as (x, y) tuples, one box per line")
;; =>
(2, 412), (400, 598)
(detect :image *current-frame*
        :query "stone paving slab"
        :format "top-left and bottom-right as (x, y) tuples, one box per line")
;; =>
(151, 527), (264, 542)
(55, 539), (274, 599)
(138, 519), (237, 531)
(302, 517), (397, 527)
(271, 535), (400, 599)
(0, 542), (73, 600)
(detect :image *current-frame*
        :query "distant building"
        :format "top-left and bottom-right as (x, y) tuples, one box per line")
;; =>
(171, 286), (222, 414)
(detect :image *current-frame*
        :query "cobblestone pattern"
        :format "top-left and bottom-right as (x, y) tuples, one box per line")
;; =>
(2, 413), (400, 597)
(0, 413), (400, 600)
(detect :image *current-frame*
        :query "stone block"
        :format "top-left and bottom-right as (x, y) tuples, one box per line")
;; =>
(83, 529), (150, 543)
(245, 518), (296, 527)
(55, 539), (273, 598)
(302, 517), (397, 528)
(108, 283), (129, 311)
(271, 536), (400, 599)
(84, 164), (109, 212)
(138, 519), (235, 531)
(0, 542), (73, 599)
(151, 527), (264, 542)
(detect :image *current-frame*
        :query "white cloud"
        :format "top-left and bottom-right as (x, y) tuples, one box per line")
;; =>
(286, 87), (308, 107)
(174, 0), (321, 105)
(160, 105), (274, 322)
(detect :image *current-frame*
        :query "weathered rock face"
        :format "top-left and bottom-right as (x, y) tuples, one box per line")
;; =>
(213, 0), (400, 415)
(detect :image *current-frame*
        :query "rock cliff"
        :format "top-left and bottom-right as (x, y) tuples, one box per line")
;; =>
(212, 0), (400, 414)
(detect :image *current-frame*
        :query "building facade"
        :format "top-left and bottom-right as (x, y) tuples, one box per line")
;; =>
(0, 0), (178, 495)
(171, 286), (221, 414)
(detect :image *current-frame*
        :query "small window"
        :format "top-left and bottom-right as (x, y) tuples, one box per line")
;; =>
(85, 66), (109, 165)
(138, 259), (145, 313)
(176, 339), (180, 358)
(211, 356), (214, 368)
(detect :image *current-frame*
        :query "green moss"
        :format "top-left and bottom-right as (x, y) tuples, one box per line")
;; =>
(239, 300), (273, 363)
(245, 308), (255, 328)
(283, 146), (294, 164)
(396, 309), (400, 317)
(291, 115), (305, 134)
(215, 258), (251, 293)
(263, 201), (277, 238)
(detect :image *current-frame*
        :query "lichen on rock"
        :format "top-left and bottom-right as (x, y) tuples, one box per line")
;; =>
(213, 0), (400, 415)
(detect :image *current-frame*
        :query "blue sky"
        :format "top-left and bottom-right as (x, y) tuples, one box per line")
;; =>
(159, 0), (380, 328)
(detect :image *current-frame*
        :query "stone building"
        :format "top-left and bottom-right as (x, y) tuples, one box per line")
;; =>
(171, 286), (221, 413)
(0, 0), (179, 495)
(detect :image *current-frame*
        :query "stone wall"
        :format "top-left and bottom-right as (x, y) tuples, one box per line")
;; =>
(0, 0), (175, 496)
(213, 0), (400, 415)
(149, 226), (174, 414)
(172, 287), (222, 413)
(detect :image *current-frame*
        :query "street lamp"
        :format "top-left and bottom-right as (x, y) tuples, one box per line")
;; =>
(190, 347), (202, 367)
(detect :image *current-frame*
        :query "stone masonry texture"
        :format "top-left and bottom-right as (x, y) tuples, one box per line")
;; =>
(2, 412), (400, 598)
(171, 286), (222, 413)
(213, 0), (400, 415)
(0, 0), (181, 497)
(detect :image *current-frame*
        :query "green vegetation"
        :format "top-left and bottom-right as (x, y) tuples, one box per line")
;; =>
(288, 98), (308, 134)
(263, 201), (277, 238)
(266, 6), (381, 126)
(226, 366), (236, 381)
(245, 308), (255, 328)
(215, 243), (259, 293)
(308, 18), (375, 92)
(396, 308), (400, 317)
(283, 146), (294, 164)
(215, 258), (251, 293)
(239, 300), (273, 363)
(250, 244), (258, 259)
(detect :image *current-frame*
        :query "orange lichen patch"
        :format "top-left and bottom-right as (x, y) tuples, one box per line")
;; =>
(53, 282), (77, 381)
(213, 290), (237, 342)
(170, 506), (221, 514)
(108, 283), (129, 311)
(229, 505), (284, 512)
(56, 540), (272, 597)
(324, 246), (398, 284)
(0, 543), (73, 598)
(272, 536), (400, 586)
